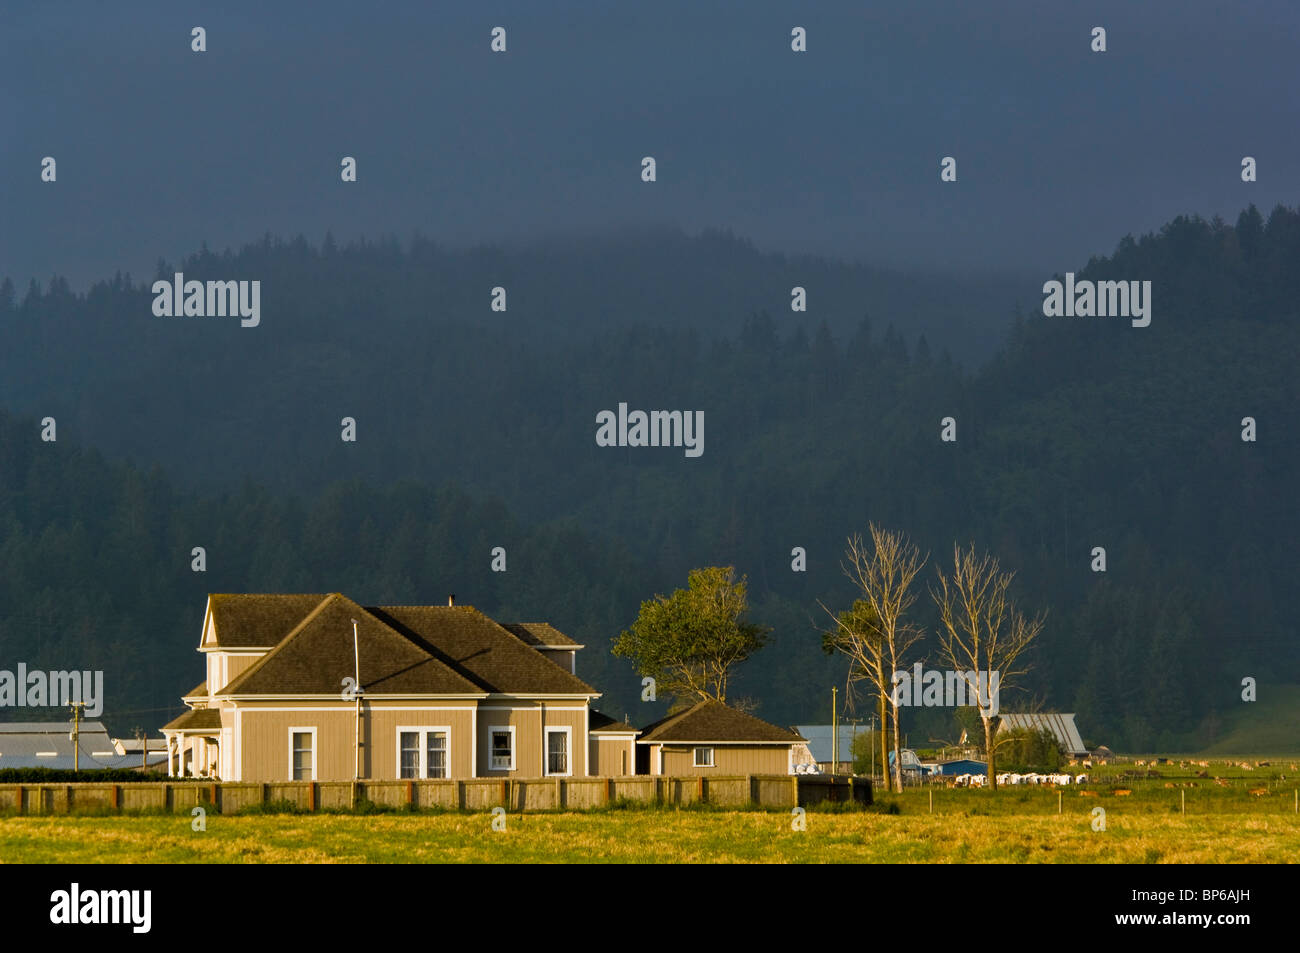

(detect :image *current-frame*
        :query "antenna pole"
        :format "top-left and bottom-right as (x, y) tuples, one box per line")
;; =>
(352, 619), (362, 782)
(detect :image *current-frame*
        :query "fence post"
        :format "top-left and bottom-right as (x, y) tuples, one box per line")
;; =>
(791, 775), (799, 808)
(263, 783), (270, 808)
(14, 785), (22, 816)
(112, 784), (120, 812)
(698, 775), (704, 804)
(407, 780), (414, 808)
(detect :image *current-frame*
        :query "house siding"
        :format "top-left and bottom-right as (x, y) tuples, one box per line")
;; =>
(659, 744), (792, 776)
(477, 704), (587, 777)
(592, 736), (637, 776)
(224, 653), (262, 686)
(235, 701), (474, 782)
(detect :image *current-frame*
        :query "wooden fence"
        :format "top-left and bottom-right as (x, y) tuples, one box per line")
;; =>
(0, 774), (869, 815)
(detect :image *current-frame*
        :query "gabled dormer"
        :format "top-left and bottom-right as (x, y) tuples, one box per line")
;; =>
(198, 593), (331, 693)
(501, 622), (584, 675)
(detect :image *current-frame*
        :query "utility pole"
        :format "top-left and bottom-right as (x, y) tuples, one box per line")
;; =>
(352, 619), (363, 782)
(69, 702), (85, 772)
(135, 726), (147, 770)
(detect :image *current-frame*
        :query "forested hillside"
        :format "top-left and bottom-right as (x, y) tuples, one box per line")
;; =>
(0, 206), (1295, 749)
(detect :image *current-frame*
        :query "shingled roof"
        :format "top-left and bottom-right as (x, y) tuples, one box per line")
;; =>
(206, 593), (331, 648)
(502, 623), (581, 648)
(163, 708), (223, 731)
(206, 594), (598, 698)
(589, 710), (639, 734)
(372, 605), (597, 695)
(637, 700), (805, 745)
(218, 594), (487, 697)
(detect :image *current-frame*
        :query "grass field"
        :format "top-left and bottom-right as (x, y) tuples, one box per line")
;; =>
(3, 777), (1298, 863)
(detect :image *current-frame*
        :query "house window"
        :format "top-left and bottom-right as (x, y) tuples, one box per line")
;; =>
(397, 727), (451, 779)
(694, 746), (715, 768)
(290, 728), (315, 780)
(426, 731), (447, 779)
(546, 727), (571, 776)
(490, 728), (515, 770)
(399, 731), (420, 779)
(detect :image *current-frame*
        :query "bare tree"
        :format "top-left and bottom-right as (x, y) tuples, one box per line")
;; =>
(819, 597), (891, 790)
(932, 543), (1046, 790)
(827, 526), (928, 793)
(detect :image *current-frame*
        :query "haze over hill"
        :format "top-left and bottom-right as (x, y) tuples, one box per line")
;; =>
(1, 205), (1295, 750)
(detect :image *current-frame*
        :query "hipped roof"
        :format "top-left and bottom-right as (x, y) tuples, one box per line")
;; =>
(637, 700), (805, 744)
(210, 594), (596, 698)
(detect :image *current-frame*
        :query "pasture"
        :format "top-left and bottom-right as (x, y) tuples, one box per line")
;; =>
(1, 764), (1296, 863)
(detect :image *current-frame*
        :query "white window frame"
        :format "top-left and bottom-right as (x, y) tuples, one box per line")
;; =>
(395, 725), (452, 779)
(489, 726), (516, 771)
(288, 726), (317, 781)
(545, 726), (573, 777)
(693, 746), (715, 768)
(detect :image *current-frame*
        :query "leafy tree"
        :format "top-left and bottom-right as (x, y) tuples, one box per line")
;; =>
(612, 566), (770, 708)
(999, 728), (1064, 773)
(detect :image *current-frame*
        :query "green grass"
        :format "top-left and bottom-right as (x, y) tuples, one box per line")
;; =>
(1199, 685), (1300, 755)
(2, 782), (1297, 863)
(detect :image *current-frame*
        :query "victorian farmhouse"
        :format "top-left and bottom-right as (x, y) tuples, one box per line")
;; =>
(163, 593), (802, 782)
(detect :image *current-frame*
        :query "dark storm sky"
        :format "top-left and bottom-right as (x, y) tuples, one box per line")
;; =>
(2, 0), (1297, 290)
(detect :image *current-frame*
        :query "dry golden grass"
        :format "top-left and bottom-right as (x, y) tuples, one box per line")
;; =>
(2, 809), (1296, 863)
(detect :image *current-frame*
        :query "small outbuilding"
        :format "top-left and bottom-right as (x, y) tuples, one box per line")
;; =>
(636, 700), (806, 776)
(932, 758), (987, 776)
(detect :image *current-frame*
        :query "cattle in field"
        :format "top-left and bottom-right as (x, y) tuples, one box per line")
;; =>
(1075, 773), (1089, 784)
